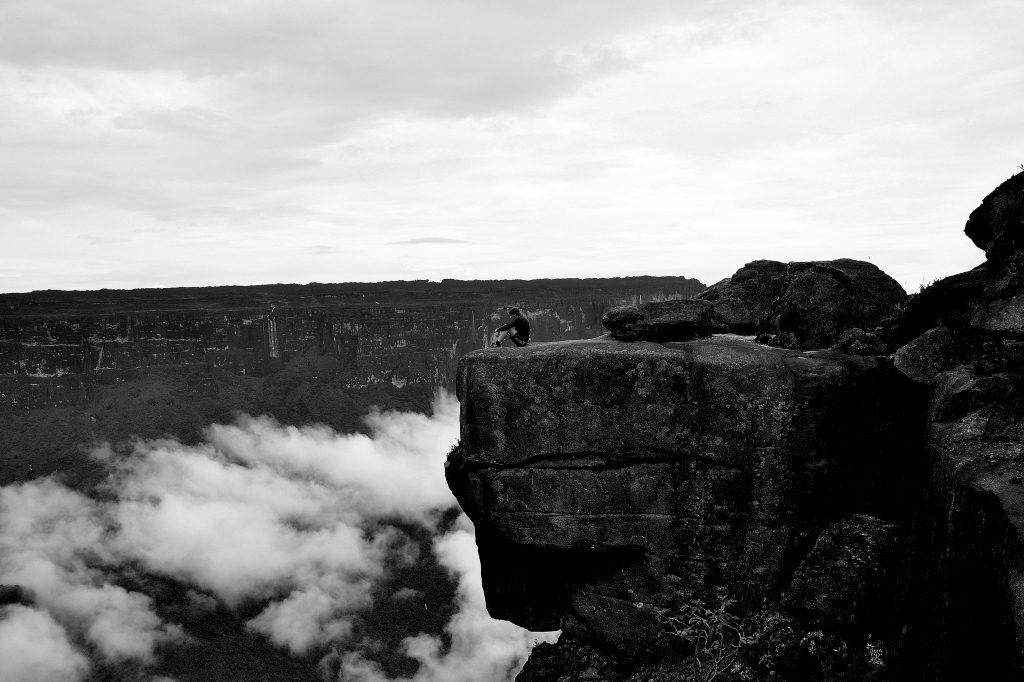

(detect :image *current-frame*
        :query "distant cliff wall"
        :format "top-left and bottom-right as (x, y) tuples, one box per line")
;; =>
(0, 277), (703, 486)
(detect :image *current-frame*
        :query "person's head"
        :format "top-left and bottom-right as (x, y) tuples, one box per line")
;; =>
(508, 307), (521, 317)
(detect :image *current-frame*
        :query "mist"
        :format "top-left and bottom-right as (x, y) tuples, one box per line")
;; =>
(0, 392), (556, 681)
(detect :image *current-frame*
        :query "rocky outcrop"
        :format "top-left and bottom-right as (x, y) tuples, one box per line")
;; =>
(694, 258), (907, 349)
(890, 172), (1024, 681)
(447, 171), (1024, 682)
(447, 335), (920, 663)
(598, 259), (905, 349)
(600, 299), (726, 341)
(964, 171), (1024, 273)
(783, 514), (904, 630)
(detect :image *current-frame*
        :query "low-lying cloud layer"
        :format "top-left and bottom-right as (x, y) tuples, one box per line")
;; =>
(0, 392), (556, 681)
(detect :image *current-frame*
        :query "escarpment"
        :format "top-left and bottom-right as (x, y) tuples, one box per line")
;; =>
(446, 171), (1024, 681)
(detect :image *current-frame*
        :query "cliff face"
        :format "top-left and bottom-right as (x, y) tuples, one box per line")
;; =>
(0, 277), (703, 486)
(447, 172), (1024, 681)
(893, 173), (1024, 680)
(449, 335), (920, 679)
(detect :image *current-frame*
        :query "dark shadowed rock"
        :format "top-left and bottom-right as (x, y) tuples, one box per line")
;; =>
(894, 264), (996, 344)
(929, 365), (1016, 423)
(832, 327), (889, 356)
(447, 336), (919, 646)
(600, 298), (727, 341)
(893, 326), (964, 384)
(696, 259), (789, 330)
(900, 359), (1024, 681)
(784, 514), (904, 630)
(971, 292), (1024, 335)
(890, 174), (1024, 681)
(965, 171), (1024, 273)
(696, 259), (906, 349)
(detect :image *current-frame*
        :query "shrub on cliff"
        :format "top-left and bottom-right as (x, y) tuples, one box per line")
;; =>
(658, 598), (894, 682)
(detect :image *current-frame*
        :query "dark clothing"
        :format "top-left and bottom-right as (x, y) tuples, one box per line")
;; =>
(497, 316), (531, 345)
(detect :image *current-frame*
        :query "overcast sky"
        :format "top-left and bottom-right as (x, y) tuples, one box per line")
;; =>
(1, 0), (1021, 293)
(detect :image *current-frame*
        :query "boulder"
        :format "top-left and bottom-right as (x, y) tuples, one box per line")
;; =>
(894, 264), (996, 344)
(447, 336), (919, 645)
(965, 171), (1024, 273)
(970, 292), (1024, 335)
(832, 327), (889, 356)
(892, 326), (964, 385)
(696, 259), (906, 349)
(600, 298), (726, 341)
(696, 259), (790, 330)
(784, 514), (904, 630)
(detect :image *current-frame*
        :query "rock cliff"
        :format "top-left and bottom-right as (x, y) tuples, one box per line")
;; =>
(447, 172), (1024, 680)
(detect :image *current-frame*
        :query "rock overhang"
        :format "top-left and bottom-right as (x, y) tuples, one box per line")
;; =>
(446, 334), (920, 639)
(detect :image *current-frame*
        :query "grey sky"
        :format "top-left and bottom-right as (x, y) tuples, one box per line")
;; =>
(1, 0), (1021, 292)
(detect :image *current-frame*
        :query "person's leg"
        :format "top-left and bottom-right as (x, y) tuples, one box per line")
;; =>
(492, 328), (518, 346)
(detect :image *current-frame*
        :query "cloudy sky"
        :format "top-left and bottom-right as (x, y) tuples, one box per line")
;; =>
(1, 0), (1021, 293)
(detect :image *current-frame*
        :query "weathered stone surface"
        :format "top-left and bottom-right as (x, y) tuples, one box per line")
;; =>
(696, 260), (789, 330)
(832, 327), (889, 356)
(929, 365), (1016, 423)
(892, 326), (963, 384)
(971, 292), (1024, 334)
(894, 264), (996, 344)
(696, 259), (906, 349)
(891, 173), (1024, 679)
(965, 171), (1024, 273)
(447, 336), (919, 643)
(784, 514), (904, 630)
(901, 360), (1024, 681)
(600, 298), (726, 341)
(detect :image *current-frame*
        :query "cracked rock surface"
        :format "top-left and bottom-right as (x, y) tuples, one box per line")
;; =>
(446, 335), (919, 646)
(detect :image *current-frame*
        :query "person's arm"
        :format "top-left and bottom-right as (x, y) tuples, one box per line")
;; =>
(496, 321), (514, 332)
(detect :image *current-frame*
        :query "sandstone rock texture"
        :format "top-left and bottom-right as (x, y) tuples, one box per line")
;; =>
(783, 514), (904, 630)
(600, 298), (726, 341)
(447, 336), (919, 651)
(600, 259), (907, 350)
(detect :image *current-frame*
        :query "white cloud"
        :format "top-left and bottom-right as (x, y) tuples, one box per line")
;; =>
(0, 479), (181, 665)
(102, 394), (462, 655)
(0, 605), (91, 682)
(0, 391), (553, 678)
(339, 515), (559, 682)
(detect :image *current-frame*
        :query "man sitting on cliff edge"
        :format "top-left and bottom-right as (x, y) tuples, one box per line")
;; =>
(491, 308), (530, 347)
